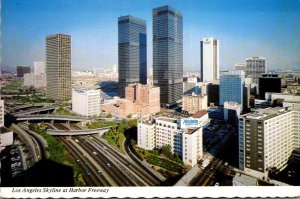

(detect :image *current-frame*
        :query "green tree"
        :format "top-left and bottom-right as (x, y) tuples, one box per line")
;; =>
(160, 145), (172, 158)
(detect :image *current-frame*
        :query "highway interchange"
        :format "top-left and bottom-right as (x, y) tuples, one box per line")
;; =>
(4, 101), (238, 187)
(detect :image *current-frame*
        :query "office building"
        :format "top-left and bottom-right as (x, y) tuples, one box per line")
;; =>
(16, 65), (31, 77)
(138, 111), (209, 167)
(182, 93), (208, 114)
(183, 77), (201, 95)
(238, 107), (300, 179)
(220, 70), (245, 111)
(258, 74), (281, 100)
(72, 88), (101, 117)
(24, 73), (46, 88)
(153, 5), (183, 105)
(46, 34), (71, 101)
(245, 57), (266, 84)
(101, 83), (160, 117)
(200, 38), (219, 82)
(235, 63), (246, 72)
(118, 15), (147, 97)
(207, 83), (219, 107)
(34, 61), (45, 74)
(224, 102), (241, 125)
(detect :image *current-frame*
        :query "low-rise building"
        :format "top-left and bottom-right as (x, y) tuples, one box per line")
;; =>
(24, 73), (46, 88)
(72, 88), (101, 117)
(182, 93), (207, 114)
(101, 83), (160, 117)
(137, 110), (209, 167)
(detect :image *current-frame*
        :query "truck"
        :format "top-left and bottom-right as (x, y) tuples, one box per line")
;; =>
(201, 159), (209, 169)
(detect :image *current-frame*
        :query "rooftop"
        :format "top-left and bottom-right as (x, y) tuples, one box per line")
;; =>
(244, 107), (289, 120)
(192, 110), (208, 118)
(1, 127), (12, 134)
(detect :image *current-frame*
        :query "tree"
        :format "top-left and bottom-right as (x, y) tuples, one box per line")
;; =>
(160, 145), (172, 158)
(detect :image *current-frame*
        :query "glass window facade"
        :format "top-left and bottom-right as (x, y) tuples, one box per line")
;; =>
(153, 5), (183, 105)
(118, 15), (147, 97)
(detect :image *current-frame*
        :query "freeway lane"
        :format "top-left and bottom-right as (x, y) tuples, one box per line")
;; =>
(75, 136), (134, 186)
(59, 137), (100, 186)
(87, 134), (160, 186)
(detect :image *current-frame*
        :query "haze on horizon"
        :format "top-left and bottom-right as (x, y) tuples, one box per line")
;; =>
(1, 0), (300, 72)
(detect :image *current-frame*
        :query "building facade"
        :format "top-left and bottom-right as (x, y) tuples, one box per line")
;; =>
(220, 70), (245, 110)
(72, 88), (101, 117)
(245, 57), (266, 84)
(46, 34), (71, 101)
(224, 102), (241, 125)
(138, 112), (209, 167)
(239, 107), (300, 179)
(24, 73), (46, 88)
(182, 94), (208, 114)
(258, 74), (281, 100)
(153, 5), (183, 105)
(118, 15), (147, 97)
(101, 83), (160, 117)
(200, 37), (219, 82)
(34, 61), (45, 75)
(16, 65), (31, 77)
(207, 83), (219, 107)
(183, 77), (201, 95)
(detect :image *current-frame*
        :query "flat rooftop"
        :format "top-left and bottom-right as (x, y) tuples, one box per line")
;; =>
(244, 107), (290, 120)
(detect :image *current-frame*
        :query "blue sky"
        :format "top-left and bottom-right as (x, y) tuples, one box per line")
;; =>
(2, 0), (300, 72)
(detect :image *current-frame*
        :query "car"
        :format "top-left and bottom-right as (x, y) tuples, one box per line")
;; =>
(103, 146), (107, 150)
(93, 151), (98, 155)
(84, 169), (90, 175)
(76, 159), (81, 163)
(97, 170), (102, 175)
(106, 163), (111, 168)
(210, 166), (214, 170)
(224, 162), (228, 166)
(214, 182), (219, 186)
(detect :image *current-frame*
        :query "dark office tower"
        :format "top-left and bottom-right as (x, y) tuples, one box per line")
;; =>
(259, 74), (281, 100)
(118, 15), (147, 98)
(153, 5), (183, 105)
(207, 83), (219, 107)
(17, 65), (31, 77)
(46, 34), (71, 101)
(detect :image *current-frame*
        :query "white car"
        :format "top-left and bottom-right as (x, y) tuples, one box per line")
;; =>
(215, 182), (219, 186)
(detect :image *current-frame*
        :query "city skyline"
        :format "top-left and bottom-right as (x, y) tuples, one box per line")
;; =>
(2, 0), (300, 72)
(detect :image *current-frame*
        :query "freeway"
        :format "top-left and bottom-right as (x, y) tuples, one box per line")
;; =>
(16, 114), (88, 122)
(46, 127), (111, 136)
(84, 134), (161, 186)
(59, 137), (110, 186)
(12, 106), (56, 116)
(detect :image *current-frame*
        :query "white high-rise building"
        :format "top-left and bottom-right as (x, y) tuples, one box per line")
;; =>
(72, 88), (101, 117)
(137, 111), (210, 167)
(239, 107), (300, 179)
(34, 61), (45, 75)
(245, 57), (266, 84)
(200, 37), (219, 82)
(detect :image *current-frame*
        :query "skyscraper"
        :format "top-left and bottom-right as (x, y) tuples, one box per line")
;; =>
(258, 74), (281, 100)
(245, 57), (266, 84)
(219, 70), (245, 110)
(118, 15), (147, 98)
(46, 34), (71, 101)
(200, 38), (219, 82)
(153, 5), (183, 105)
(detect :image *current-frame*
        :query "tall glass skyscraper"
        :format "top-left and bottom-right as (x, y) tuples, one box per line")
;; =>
(219, 70), (245, 109)
(118, 15), (147, 98)
(153, 5), (183, 105)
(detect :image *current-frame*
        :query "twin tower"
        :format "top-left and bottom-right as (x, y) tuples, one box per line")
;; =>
(118, 5), (183, 105)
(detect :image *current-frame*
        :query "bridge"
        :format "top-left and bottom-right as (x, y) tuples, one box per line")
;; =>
(12, 106), (57, 116)
(46, 127), (111, 135)
(16, 114), (89, 122)
(9, 103), (56, 113)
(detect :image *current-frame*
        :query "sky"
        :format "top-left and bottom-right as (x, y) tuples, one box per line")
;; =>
(1, 0), (300, 72)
